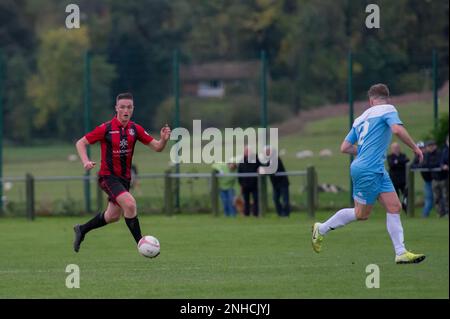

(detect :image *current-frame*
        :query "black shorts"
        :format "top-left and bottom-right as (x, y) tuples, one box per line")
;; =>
(98, 175), (130, 205)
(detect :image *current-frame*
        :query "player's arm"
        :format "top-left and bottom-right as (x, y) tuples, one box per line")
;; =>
(75, 137), (96, 170)
(148, 124), (172, 152)
(341, 126), (358, 156)
(76, 124), (104, 170)
(340, 140), (358, 156)
(391, 124), (423, 163)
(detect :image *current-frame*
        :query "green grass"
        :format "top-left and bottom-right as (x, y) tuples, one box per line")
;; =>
(0, 211), (447, 298)
(1, 98), (448, 299)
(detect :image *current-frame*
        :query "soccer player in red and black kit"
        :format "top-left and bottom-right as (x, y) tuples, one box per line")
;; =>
(73, 92), (171, 253)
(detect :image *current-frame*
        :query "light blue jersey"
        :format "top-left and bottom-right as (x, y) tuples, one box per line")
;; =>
(345, 104), (403, 174)
(345, 104), (402, 204)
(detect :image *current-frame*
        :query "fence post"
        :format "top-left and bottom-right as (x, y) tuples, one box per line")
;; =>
(96, 178), (103, 213)
(306, 166), (317, 218)
(25, 173), (35, 221)
(164, 170), (173, 216)
(258, 174), (268, 216)
(314, 168), (319, 209)
(84, 50), (92, 214)
(433, 49), (438, 130)
(211, 171), (219, 216)
(258, 174), (269, 214)
(406, 164), (415, 217)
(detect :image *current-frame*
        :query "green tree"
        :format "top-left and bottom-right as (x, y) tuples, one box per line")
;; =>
(425, 113), (449, 146)
(275, 0), (349, 112)
(106, 0), (189, 129)
(349, 0), (449, 98)
(2, 0), (448, 144)
(27, 27), (116, 140)
(0, 0), (36, 143)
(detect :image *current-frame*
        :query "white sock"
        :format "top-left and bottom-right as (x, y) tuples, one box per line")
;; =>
(319, 208), (356, 235)
(386, 213), (407, 256)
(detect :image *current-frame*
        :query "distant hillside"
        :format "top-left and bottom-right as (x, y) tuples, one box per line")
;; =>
(276, 81), (449, 136)
(154, 95), (294, 130)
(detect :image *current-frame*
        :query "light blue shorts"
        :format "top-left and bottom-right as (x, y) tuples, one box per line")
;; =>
(351, 168), (395, 205)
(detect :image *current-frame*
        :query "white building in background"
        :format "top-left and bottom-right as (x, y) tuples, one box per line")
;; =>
(180, 61), (261, 98)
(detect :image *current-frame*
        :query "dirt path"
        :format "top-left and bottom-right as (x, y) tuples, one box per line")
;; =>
(276, 81), (449, 136)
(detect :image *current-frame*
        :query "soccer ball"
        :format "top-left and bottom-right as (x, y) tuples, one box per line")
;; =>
(137, 235), (160, 258)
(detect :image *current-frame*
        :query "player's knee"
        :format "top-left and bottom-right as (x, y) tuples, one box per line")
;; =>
(122, 198), (137, 214)
(390, 202), (402, 213)
(355, 210), (370, 221)
(109, 214), (121, 223)
(105, 211), (121, 223)
(356, 214), (369, 221)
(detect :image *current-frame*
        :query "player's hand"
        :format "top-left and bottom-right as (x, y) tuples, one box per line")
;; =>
(413, 147), (424, 164)
(83, 161), (96, 171)
(160, 124), (171, 141)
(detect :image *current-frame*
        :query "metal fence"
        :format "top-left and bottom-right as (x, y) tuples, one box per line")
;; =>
(0, 167), (318, 220)
(2, 164), (447, 219)
(2, 164), (446, 219)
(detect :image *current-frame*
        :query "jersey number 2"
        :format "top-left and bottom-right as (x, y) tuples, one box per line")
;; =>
(358, 121), (370, 146)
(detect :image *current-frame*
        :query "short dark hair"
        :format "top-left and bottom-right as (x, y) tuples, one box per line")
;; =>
(116, 92), (133, 103)
(368, 84), (390, 100)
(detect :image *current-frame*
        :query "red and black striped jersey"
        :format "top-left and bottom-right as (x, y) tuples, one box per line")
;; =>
(85, 117), (154, 180)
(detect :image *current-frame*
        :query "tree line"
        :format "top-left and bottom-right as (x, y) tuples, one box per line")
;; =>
(1, 0), (448, 143)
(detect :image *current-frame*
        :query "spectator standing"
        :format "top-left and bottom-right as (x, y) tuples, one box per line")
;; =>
(261, 146), (290, 217)
(425, 140), (448, 217)
(238, 147), (261, 217)
(411, 141), (434, 217)
(439, 136), (449, 217)
(387, 142), (410, 212)
(212, 159), (238, 217)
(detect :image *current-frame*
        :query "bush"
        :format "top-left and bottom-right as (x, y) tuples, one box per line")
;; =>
(154, 95), (294, 130)
(397, 71), (432, 92)
(424, 113), (449, 146)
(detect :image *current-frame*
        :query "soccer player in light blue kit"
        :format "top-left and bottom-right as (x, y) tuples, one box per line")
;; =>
(312, 84), (426, 264)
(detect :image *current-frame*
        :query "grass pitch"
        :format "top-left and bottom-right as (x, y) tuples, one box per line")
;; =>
(1, 98), (448, 299)
(0, 210), (447, 299)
